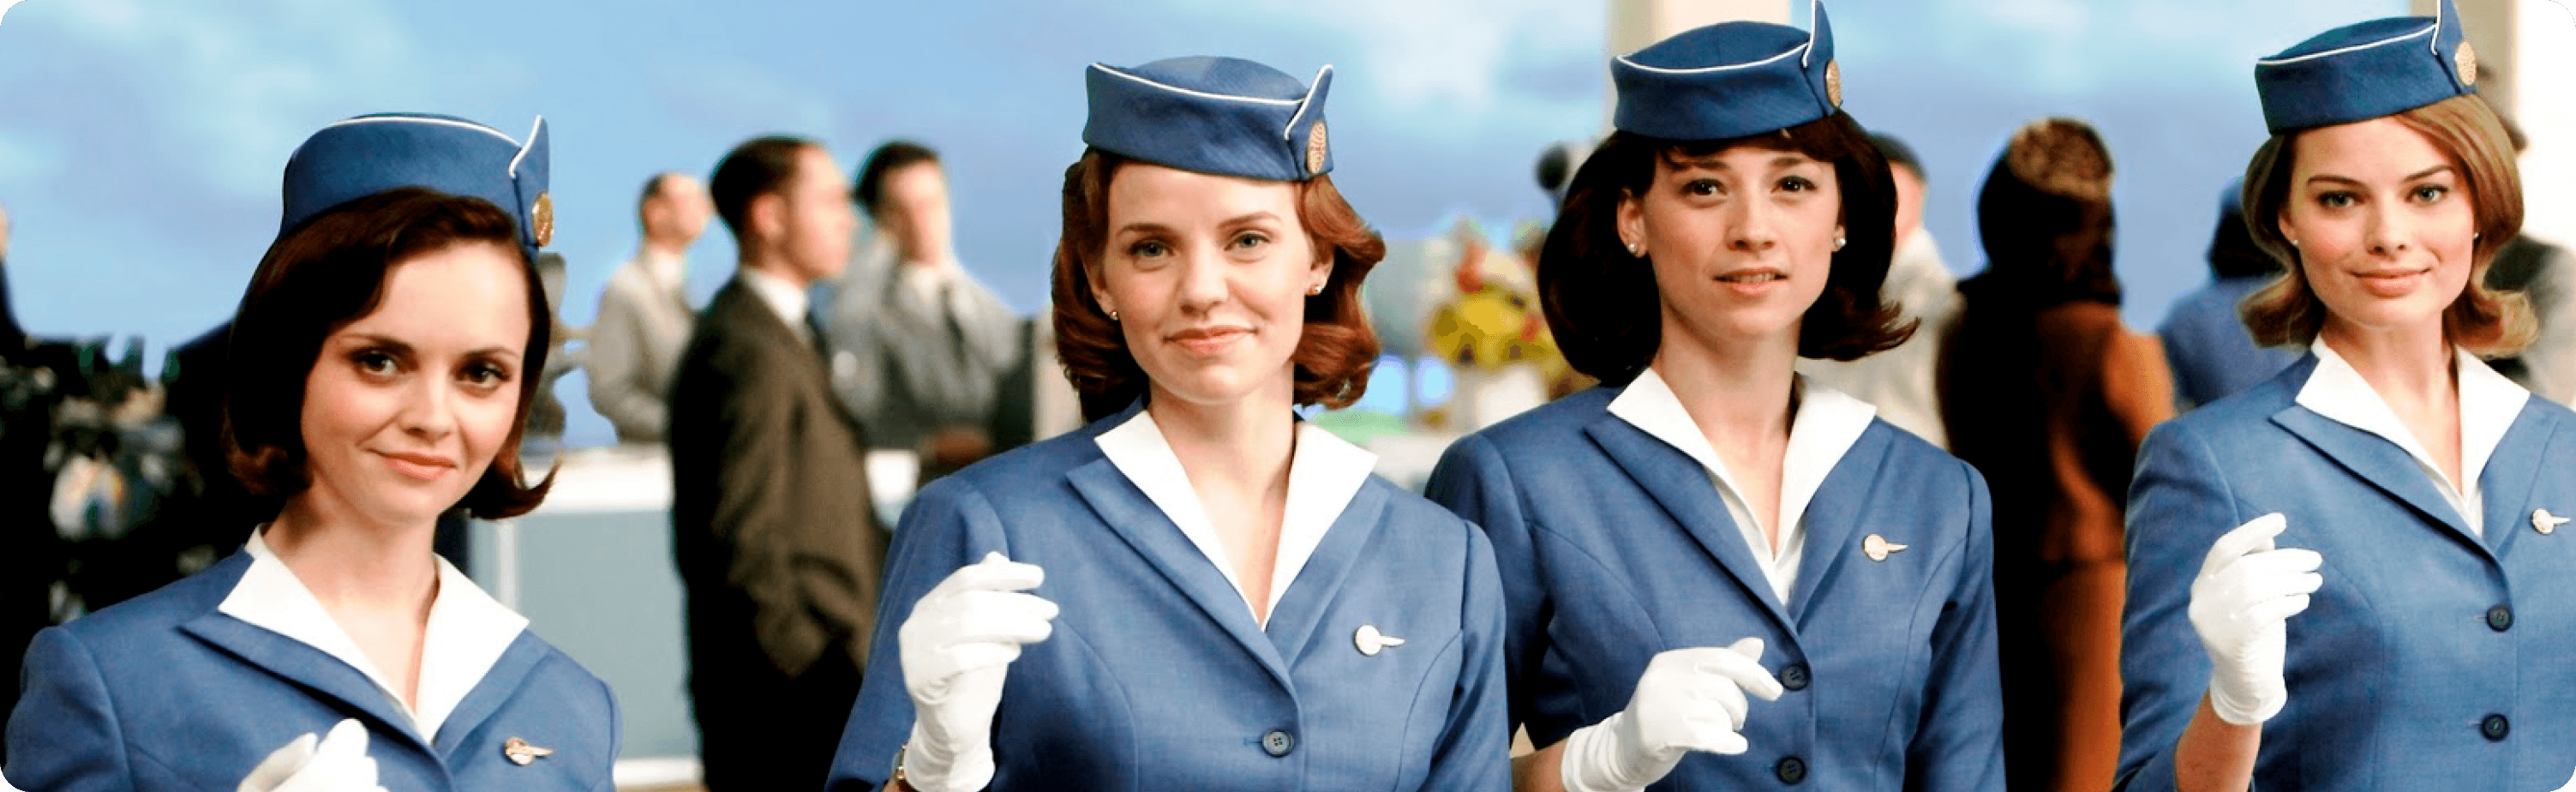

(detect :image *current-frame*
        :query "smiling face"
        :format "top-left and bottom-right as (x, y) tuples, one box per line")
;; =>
(1089, 162), (1329, 411)
(2278, 116), (2479, 343)
(1618, 144), (1844, 355)
(297, 240), (530, 529)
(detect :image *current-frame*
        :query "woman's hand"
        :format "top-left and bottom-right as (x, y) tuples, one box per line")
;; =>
(897, 553), (1059, 792)
(2188, 513), (2323, 725)
(237, 719), (389, 792)
(1556, 638), (1783, 792)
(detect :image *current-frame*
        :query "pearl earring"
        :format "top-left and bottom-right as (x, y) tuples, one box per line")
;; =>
(1626, 242), (1644, 258)
(1833, 234), (1848, 251)
(1107, 309), (1120, 321)
(1309, 282), (1326, 296)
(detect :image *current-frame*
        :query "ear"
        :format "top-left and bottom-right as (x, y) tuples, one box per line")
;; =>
(1087, 262), (1115, 316)
(1616, 188), (1647, 255)
(2274, 206), (2298, 252)
(1309, 244), (1335, 294)
(749, 191), (788, 242)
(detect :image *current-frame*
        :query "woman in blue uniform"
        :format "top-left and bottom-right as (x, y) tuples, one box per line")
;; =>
(1426, 4), (2005, 790)
(824, 57), (1509, 792)
(6, 114), (619, 792)
(2117, 3), (2576, 790)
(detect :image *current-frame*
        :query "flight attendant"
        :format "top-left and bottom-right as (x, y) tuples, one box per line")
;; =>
(6, 114), (619, 791)
(824, 56), (1509, 792)
(2116, 2), (2576, 789)
(1426, 3), (2006, 790)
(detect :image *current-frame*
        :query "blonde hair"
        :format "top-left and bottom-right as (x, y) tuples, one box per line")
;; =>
(2238, 94), (2533, 356)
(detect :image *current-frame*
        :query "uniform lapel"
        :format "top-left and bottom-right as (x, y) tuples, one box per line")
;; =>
(429, 634), (547, 759)
(180, 613), (427, 753)
(2272, 406), (2484, 555)
(1263, 483), (1390, 668)
(1583, 414), (1795, 633)
(1064, 458), (1297, 691)
(2479, 405), (2557, 560)
(1785, 427), (1892, 620)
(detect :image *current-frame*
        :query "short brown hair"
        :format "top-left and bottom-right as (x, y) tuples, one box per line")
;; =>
(1050, 149), (1384, 422)
(224, 188), (556, 520)
(2238, 94), (2532, 354)
(1541, 112), (1911, 386)
(710, 135), (818, 238)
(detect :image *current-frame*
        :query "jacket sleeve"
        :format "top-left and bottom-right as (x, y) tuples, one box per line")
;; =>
(7, 627), (135, 792)
(1417, 522), (1514, 791)
(1423, 435), (1561, 745)
(824, 477), (1012, 792)
(1908, 463), (2008, 791)
(584, 283), (669, 441)
(2114, 420), (2244, 792)
(706, 353), (875, 678)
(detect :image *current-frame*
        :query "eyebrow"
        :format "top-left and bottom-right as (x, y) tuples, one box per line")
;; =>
(1112, 211), (1282, 237)
(1666, 153), (1816, 173)
(2304, 164), (2453, 188)
(341, 333), (519, 362)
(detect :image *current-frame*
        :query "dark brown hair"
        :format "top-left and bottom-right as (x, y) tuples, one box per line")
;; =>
(223, 188), (556, 520)
(710, 135), (818, 238)
(1541, 112), (1910, 386)
(854, 140), (941, 217)
(1050, 148), (1384, 422)
(2238, 93), (2532, 354)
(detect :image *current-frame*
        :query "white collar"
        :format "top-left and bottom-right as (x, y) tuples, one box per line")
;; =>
(2297, 339), (2527, 534)
(1093, 409), (1377, 625)
(1893, 229), (1943, 274)
(219, 528), (528, 742)
(637, 248), (687, 291)
(737, 267), (812, 330)
(1609, 367), (1878, 603)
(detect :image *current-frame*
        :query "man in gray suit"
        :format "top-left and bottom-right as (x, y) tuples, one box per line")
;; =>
(668, 136), (887, 792)
(821, 141), (1021, 483)
(586, 172), (709, 444)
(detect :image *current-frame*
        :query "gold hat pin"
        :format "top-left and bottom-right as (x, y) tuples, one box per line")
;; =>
(502, 736), (554, 765)
(2536, 509), (2567, 536)
(1353, 623), (1405, 657)
(1862, 534), (1908, 562)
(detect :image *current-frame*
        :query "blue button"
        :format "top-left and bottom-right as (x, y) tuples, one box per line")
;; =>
(1261, 729), (1295, 757)
(2489, 605), (2514, 632)
(2483, 714), (2510, 741)
(1776, 755), (1807, 784)
(1780, 663), (1810, 691)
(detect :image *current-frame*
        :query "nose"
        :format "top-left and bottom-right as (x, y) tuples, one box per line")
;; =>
(398, 375), (457, 442)
(1175, 245), (1231, 316)
(1727, 196), (1781, 255)
(2363, 201), (2413, 259)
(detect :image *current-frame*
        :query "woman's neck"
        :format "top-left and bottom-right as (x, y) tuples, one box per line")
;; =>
(1146, 375), (1299, 495)
(1652, 321), (1801, 448)
(2318, 317), (2456, 404)
(263, 483), (442, 617)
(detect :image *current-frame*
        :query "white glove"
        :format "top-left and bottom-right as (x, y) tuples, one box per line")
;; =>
(898, 553), (1059, 792)
(2187, 513), (2324, 725)
(1559, 638), (1784, 792)
(237, 719), (390, 792)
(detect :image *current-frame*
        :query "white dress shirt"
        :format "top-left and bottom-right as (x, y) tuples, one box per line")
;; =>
(1608, 368), (1879, 603)
(738, 267), (813, 344)
(2297, 339), (2528, 537)
(218, 529), (527, 742)
(1093, 410), (1377, 625)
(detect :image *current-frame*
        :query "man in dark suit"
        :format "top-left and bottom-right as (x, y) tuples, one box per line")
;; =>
(668, 135), (887, 792)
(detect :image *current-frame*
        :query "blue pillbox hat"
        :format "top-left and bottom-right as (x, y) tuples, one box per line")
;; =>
(1612, 0), (1843, 141)
(280, 113), (553, 259)
(2255, 0), (2478, 134)
(1083, 57), (1333, 182)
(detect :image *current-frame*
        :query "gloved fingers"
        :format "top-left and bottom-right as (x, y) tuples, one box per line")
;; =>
(238, 731), (320, 792)
(938, 641), (1027, 676)
(921, 554), (1047, 602)
(313, 719), (369, 759)
(1685, 675), (1752, 729)
(1684, 647), (1784, 703)
(2240, 593), (2314, 625)
(948, 590), (1061, 637)
(2202, 513), (2289, 577)
(2229, 548), (2324, 579)
(1724, 637), (1765, 662)
(1670, 721), (1752, 756)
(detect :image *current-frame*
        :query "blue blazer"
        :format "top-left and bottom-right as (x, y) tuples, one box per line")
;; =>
(825, 411), (1512, 791)
(1426, 387), (2004, 791)
(2119, 356), (2576, 791)
(5, 551), (620, 791)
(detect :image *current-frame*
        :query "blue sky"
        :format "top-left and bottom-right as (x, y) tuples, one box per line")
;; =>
(0, 0), (2393, 444)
